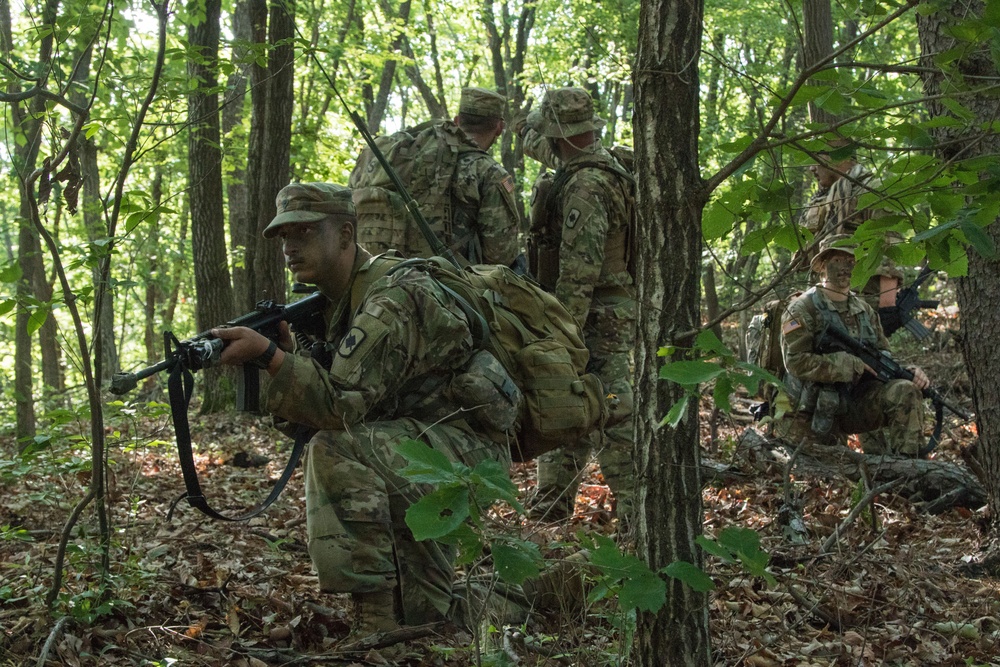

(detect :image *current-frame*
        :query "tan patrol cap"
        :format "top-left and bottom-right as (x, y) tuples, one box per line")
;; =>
(459, 87), (505, 118)
(263, 182), (355, 239)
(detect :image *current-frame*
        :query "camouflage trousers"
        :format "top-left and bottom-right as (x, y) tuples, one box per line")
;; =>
(535, 297), (636, 523)
(774, 377), (925, 456)
(303, 417), (505, 625)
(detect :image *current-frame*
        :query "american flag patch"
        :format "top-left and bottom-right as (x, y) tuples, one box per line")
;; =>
(782, 319), (801, 335)
(501, 175), (515, 193)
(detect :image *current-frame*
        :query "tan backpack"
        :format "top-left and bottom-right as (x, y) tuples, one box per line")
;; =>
(349, 120), (485, 261)
(354, 255), (609, 462)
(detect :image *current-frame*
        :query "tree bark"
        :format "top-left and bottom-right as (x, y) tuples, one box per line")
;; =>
(188, 0), (236, 412)
(916, 0), (1000, 551)
(245, 0), (293, 308)
(634, 0), (712, 663)
(225, 0), (252, 304)
(801, 0), (836, 126)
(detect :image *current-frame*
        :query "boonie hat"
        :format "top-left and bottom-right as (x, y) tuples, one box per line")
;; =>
(810, 233), (857, 272)
(263, 182), (355, 238)
(526, 87), (606, 139)
(459, 87), (505, 118)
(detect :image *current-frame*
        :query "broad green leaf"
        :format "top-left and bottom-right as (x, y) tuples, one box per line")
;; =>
(695, 329), (728, 357)
(404, 484), (469, 540)
(959, 220), (997, 259)
(662, 561), (715, 593)
(0, 263), (22, 283)
(660, 396), (690, 428)
(27, 305), (49, 335)
(712, 373), (734, 413)
(912, 220), (959, 242)
(659, 360), (725, 385)
(619, 570), (667, 612)
(0, 300), (15, 317)
(396, 439), (458, 484)
(470, 459), (520, 507)
(696, 535), (736, 564)
(491, 541), (541, 584)
(703, 200), (736, 241)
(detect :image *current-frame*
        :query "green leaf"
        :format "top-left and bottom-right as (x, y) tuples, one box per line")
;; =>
(396, 439), (458, 484)
(0, 263), (22, 283)
(695, 535), (736, 563)
(662, 561), (715, 592)
(712, 373), (734, 413)
(619, 569), (667, 612)
(404, 485), (469, 541)
(695, 329), (728, 357)
(702, 200), (736, 241)
(470, 459), (520, 507)
(959, 219), (997, 259)
(659, 396), (689, 429)
(491, 540), (541, 584)
(0, 300), (15, 317)
(659, 360), (725, 385)
(27, 305), (49, 335)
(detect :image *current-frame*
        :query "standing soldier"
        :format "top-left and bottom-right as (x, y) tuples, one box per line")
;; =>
(350, 87), (522, 267)
(521, 88), (637, 526)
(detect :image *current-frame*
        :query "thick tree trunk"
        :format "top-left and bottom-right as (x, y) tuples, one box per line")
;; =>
(245, 0), (293, 307)
(225, 0), (252, 304)
(188, 0), (235, 412)
(634, 0), (712, 663)
(802, 0), (836, 126)
(917, 0), (1000, 552)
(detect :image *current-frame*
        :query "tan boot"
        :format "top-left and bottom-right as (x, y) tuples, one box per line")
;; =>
(347, 589), (401, 642)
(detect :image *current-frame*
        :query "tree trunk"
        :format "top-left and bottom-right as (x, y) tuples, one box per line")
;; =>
(245, 0), (294, 308)
(802, 0), (836, 126)
(634, 0), (712, 663)
(917, 0), (1000, 554)
(226, 0), (252, 304)
(188, 0), (236, 412)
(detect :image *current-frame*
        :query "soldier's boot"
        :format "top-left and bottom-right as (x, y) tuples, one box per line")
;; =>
(346, 589), (401, 643)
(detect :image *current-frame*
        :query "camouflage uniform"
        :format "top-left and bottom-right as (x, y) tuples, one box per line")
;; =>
(351, 87), (521, 266)
(265, 250), (509, 624)
(777, 282), (925, 456)
(524, 88), (636, 521)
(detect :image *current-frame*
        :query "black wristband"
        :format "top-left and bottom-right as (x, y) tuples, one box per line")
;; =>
(249, 340), (278, 370)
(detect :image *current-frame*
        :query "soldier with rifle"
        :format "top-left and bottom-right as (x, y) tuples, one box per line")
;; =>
(777, 234), (938, 456)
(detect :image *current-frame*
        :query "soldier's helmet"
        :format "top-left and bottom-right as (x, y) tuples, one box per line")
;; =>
(263, 183), (355, 238)
(527, 87), (606, 139)
(873, 255), (904, 281)
(810, 233), (856, 272)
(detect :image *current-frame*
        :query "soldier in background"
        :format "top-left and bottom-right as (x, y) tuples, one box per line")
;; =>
(350, 87), (522, 267)
(520, 88), (637, 527)
(776, 234), (930, 456)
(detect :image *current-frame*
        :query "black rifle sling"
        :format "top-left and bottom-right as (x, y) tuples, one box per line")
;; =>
(166, 357), (308, 522)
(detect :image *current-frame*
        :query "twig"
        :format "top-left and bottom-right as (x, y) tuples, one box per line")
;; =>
(820, 479), (901, 555)
(36, 616), (70, 667)
(785, 583), (849, 631)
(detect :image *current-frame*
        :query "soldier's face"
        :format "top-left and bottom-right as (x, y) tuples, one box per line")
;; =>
(822, 253), (855, 290)
(809, 156), (840, 188)
(278, 219), (352, 290)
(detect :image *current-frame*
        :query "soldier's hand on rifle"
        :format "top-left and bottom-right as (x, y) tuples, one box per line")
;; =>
(211, 326), (286, 373)
(908, 366), (930, 390)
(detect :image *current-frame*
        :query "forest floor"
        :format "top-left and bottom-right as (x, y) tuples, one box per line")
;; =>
(2, 314), (999, 667)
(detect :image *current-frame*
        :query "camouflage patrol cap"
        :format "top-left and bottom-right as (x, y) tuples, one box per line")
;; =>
(459, 87), (505, 118)
(263, 182), (355, 238)
(527, 87), (606, 139)
(810, 233), (856, 272)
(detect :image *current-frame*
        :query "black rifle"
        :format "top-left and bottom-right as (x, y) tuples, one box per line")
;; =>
(109, 292), (327, 521)
(816, 323), (971, 455)
(879, 266), (939, 340)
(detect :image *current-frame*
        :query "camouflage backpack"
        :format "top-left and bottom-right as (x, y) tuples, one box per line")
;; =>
(349, 120), (486, 262)
(528, 145), (636, 291)
(352, 254), (609, 462)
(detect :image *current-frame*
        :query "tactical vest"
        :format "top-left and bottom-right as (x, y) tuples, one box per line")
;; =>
(783, 288), (879, 411)
(528, 149), (636, 292)
(349, 120), (487, 263)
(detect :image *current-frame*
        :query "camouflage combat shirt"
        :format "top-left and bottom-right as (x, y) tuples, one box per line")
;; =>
(781, 285), (890, 385)
(264, 250), (477, 430)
